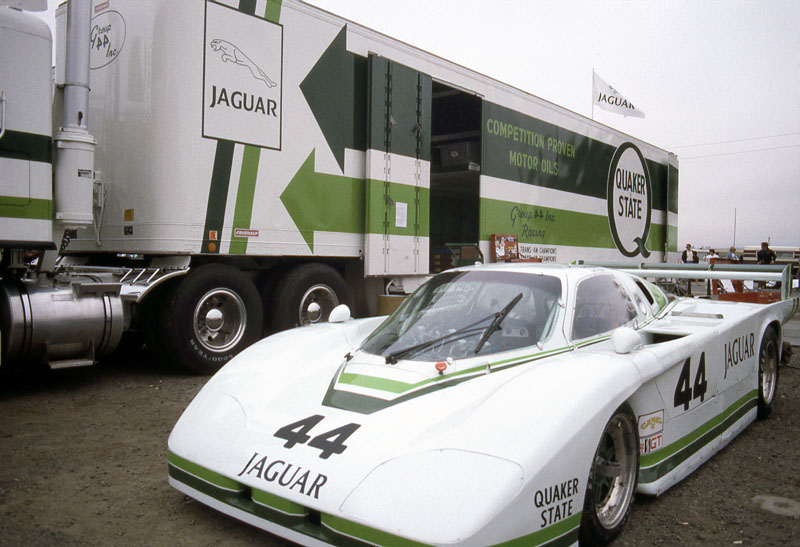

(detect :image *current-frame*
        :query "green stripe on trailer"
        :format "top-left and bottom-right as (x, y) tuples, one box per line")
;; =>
(665, 223), (678, 252)
(0, 197), (52, 220)
(229, 145), (261, 254)
(479, 196), (672, 252)
(201, 139), (235, 253)
(482, 101), (672, 210)
(365, 178), (430, 237)
(280, 149), (366, 252)
(228, 0), (282, 255)
(645, 222), (673, 254)
(238, 0), (257, 13)
(265, 0), (282, 23)
(0, 130), (52, 164)
(479, 198), (614, 248)
(202, 0), (277, 255)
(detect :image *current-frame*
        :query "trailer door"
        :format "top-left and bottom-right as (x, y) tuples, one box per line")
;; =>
(364, 54), (431, 276)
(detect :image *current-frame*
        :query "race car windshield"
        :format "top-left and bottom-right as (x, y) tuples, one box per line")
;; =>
(361, 271), (562, 362)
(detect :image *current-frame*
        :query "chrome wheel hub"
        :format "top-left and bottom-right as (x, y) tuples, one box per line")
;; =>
(299, 284), (338, 325)
(193, 288), (247, 353)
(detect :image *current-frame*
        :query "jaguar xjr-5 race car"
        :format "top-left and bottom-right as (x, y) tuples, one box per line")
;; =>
(168, 264), (797, 546)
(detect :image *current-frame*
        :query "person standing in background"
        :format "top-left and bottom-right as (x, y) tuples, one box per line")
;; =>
(757, 241), (776, 264)
(681, 243), (698, 263)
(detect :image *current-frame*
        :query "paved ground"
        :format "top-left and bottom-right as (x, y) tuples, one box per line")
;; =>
(783, 315), (800, 346)
(0, 315), (798, 546)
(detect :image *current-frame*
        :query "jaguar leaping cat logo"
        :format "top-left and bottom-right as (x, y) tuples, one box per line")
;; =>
(210, 39), (277, 88)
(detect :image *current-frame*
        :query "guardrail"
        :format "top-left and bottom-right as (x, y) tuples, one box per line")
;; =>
(582, 262), (793, 301)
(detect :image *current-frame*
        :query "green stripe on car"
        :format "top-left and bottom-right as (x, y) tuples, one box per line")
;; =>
(168, 451), (242, 492)
(639, 390), (757, 483)
(170, 451), (581, 546)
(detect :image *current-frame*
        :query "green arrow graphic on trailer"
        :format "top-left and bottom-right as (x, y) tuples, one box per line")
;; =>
(300, 26), (367, 172)
(280, 150), (365, 252)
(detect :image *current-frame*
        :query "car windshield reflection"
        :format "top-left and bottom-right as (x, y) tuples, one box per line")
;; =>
(361, 270), (562, 361)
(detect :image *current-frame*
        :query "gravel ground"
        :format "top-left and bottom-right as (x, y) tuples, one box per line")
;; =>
(1, 340), (798, 546)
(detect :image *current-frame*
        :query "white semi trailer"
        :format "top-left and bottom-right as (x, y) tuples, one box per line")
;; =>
(0, 0), (679, 374)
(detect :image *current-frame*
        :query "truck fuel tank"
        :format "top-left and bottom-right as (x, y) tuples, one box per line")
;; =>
(1, 274), (123, 370)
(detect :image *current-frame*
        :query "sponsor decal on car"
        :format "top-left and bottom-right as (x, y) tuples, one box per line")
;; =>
(534, 477), (579, 528)
(724, 332), (755, 379)
(639, 410), (664, 455)
(638, 410), (664, 435)
(237, 452), (328, 499)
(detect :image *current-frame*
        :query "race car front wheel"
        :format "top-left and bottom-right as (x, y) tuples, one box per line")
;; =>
(757, 328), (779, 419)
(579, 405), (639, 546)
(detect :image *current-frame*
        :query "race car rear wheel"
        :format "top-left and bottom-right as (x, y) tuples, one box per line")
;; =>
(757, 328), (779, 419)
(579, 405), (639, 546)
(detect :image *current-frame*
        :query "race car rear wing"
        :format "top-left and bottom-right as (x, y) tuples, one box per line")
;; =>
(581, 262), (795, 301)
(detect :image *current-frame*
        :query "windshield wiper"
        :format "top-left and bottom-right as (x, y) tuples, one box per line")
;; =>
(473, 293), (523, 355)
(383, 313), (497, 364)
(383, 292), (524, 364)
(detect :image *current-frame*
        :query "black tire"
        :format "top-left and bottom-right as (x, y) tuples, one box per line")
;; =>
(757, 328), (779, 419)
(139, 278), (180, 367)
(161, 264), (263, 375)
(256, 265), (289, 336)
(579, 405), (639, 546)
(270, 263), (349, 331)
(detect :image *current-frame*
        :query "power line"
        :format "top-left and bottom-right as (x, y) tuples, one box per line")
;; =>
(670, 131), (800, 150)
(680, 143), (800, 160)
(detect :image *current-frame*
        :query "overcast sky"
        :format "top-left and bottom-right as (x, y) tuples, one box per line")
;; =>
(34, 0), (799, 248)
(305, 0), (800, 249)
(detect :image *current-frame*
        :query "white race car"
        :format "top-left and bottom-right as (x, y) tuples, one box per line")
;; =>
(168, 264), (798, 546)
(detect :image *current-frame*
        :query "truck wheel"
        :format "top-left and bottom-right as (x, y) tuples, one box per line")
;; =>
(579, 405), (639, 546)
(271, 263), (349, 330)
(757, 328), (779, 419)
(138, 277), (181, 368)
(162, 264), (263, 374)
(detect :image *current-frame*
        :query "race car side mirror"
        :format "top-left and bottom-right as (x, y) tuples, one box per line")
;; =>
(329, 304), (352, 323)
(611, 327), (643, 354)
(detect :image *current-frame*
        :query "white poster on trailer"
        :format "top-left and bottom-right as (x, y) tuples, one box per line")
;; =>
(203, 1), (283, 149)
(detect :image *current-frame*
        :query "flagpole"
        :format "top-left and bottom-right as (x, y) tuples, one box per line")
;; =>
(591, 69), (594, 120)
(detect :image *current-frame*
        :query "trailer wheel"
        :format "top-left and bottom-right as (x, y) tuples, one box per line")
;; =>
(271, 263), (349, 330)
(162, 264), (263, 374)
(139, 278), (180, 366)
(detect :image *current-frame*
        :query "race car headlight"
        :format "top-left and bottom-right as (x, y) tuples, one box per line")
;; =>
(169, 389), (247, 455)
(339, 449), (524, 544)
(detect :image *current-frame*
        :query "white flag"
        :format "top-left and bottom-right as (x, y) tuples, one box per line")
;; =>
(592, 71), (645, 118)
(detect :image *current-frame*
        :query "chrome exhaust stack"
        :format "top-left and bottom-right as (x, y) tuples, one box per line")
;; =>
(53, 0), (96, 228)
(0, 0), (122, 372)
